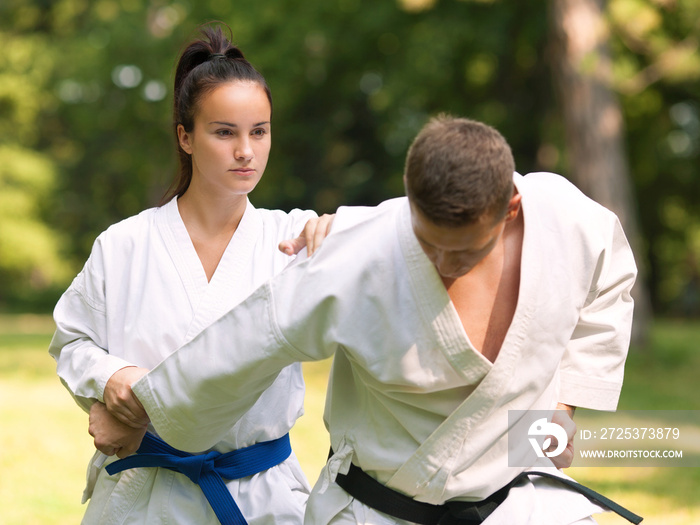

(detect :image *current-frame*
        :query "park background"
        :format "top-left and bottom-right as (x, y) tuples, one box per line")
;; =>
(0, 0), (698, 523)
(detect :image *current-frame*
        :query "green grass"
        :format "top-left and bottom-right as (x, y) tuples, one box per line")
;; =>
(617, 320), (700, 411)
(0, 315), (94, 525)
(1, 315), (698, 524)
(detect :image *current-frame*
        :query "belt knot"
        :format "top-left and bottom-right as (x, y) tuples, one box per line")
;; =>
(177, 450), (220, 484)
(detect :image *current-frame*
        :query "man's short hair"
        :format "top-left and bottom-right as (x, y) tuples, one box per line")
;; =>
(404, 115), (515, 226)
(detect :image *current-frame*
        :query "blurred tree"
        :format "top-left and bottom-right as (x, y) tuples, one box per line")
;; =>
(40, 0), (178, 258)
(549, 0), (652, 343)
(606, 0), (700, 318)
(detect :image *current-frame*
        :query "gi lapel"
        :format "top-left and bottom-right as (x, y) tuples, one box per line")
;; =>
(388, 188), (544, 503)
(156, 198), (263, 342)
(156, 197), (204, 323)
(185, 200), (263, 340)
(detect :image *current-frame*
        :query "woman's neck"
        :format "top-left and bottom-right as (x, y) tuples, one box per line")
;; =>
(177, 188), (247, 240)
(176, 189), (248, 282)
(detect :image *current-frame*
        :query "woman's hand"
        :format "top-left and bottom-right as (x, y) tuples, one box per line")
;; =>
(103, 366), (150, 428)
(279, 214), (335, 256)
(89, 401), (147, 458)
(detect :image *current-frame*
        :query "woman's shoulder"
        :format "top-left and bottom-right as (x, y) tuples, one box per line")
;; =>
(94, 205), (161, 251)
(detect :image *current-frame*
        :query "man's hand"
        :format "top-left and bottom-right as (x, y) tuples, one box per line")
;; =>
(279, 214), (335, 256)
(89, 401), (147, 458)
(548, 403), (576, 469)
(103, 366), (150, 428)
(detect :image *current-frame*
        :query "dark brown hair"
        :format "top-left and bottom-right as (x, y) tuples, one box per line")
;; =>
(160, 24), (272, 204)
(404, 115), (515, 226)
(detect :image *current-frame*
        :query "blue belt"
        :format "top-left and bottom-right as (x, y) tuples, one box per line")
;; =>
(106, 432), (292, 525)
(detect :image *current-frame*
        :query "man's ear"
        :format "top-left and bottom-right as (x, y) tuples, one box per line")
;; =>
(505, 190), (522, 222)
(177, 124), (193, 155)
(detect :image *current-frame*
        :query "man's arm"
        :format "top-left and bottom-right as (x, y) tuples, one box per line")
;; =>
(555, 217), (635, 471)
(100, 214), (336, 431)
(131, 254), (344, 452)
(559, 216), (637, 411)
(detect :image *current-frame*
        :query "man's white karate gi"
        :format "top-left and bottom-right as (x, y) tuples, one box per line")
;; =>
(132, 171), (637, 525)
(49, 198), (315, 524)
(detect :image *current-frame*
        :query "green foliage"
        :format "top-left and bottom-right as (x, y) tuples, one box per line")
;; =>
(0, 145), (71, 299)
(0, 30), (71, 303)
(0, 24), (70, 308)
(0, 0), (698, 313)
(0, 32), (55, 142)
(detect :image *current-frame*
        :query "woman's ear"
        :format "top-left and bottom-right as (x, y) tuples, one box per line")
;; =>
(177, 124), (193, 155)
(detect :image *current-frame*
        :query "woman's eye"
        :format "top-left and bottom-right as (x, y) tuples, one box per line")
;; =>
(217, 129), (233, 136)
(252, 128), (267, 137)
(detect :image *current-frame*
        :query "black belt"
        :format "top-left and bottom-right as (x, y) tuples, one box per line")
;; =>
(333, 457), (643, 524)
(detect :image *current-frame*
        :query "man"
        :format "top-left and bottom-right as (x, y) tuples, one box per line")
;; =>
(109, 116), (639, 524)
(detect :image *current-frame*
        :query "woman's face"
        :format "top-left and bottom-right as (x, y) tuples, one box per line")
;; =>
(178, 80), (271, 198)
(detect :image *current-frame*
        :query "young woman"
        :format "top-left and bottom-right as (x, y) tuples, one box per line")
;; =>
(49, 25), (330, 524)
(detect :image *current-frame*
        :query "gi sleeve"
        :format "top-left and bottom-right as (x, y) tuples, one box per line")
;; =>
(558, 216), (638, 411)
(132, 250), (342, 452)
(48, 238), (137, 412)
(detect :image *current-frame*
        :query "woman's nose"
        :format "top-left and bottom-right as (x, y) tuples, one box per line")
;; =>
(234, 138), (254, 161)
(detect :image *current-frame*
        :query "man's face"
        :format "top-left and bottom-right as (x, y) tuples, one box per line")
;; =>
(409, 202), (512, 280)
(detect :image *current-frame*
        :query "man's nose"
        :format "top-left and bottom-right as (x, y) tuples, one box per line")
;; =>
(435, 252), (471, 278)
(435, 252), (456, 274)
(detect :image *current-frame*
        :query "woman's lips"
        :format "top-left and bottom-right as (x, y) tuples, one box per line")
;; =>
(230, 168), (255, 176)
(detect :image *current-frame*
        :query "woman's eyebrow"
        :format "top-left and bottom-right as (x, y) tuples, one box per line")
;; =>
(208, 121), (270, 127)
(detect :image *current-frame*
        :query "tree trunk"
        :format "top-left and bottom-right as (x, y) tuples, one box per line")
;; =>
(549, 0), (652, 346)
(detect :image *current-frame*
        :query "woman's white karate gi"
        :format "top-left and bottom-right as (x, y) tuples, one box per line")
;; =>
(50, 199), (317, 524)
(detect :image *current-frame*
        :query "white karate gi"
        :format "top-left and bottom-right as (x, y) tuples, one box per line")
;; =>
(133, 173), (637, 525)
(49, 197), (316, 524)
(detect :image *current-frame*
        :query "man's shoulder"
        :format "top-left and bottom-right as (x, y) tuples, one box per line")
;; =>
(303, 198), (405, 265)
(333, 197), (408, 228)
(517, 172), (584, 199)
(252, 204), (317, 225)
(518, 172), (627, 259)
(517, 172), (615, 220)
(332, 197), (406, 234)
